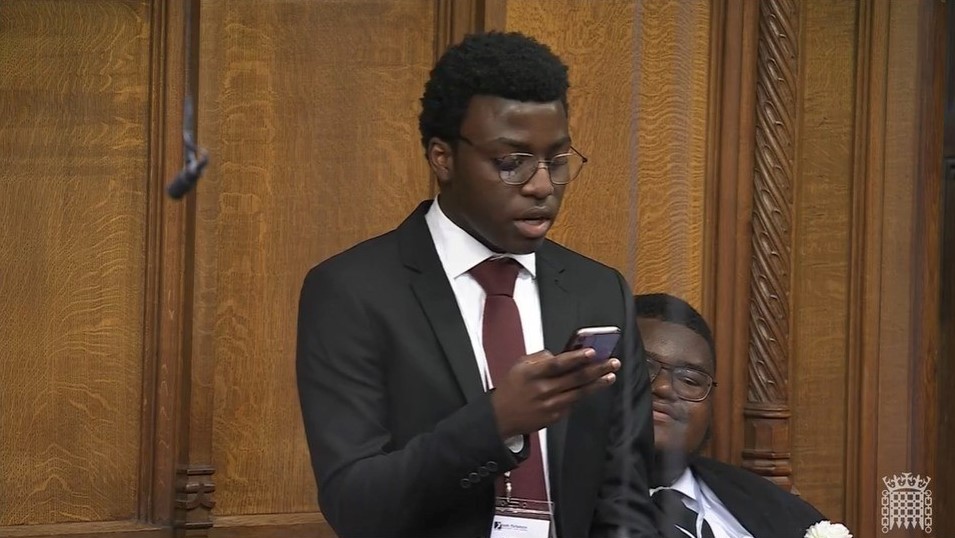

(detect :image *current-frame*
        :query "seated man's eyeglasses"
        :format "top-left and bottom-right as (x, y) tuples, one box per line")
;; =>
(646, 358), (716, 402)
(457, 136), (588, 186)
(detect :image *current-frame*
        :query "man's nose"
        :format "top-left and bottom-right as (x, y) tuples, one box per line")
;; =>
(651, 370), (678, 400)
(520, 162), (555, 199)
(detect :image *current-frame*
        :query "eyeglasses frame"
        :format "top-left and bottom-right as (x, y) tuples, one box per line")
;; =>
(646, 358), (717, 402)
(455, 135), (589, 186)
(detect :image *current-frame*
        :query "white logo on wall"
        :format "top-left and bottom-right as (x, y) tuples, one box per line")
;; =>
(881, 473), (932, 534)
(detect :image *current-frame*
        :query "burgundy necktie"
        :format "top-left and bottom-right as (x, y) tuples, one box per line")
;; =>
(469, 257), (547, 502)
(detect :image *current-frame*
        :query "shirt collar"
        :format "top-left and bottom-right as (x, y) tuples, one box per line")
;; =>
(425, 197), (537, 278)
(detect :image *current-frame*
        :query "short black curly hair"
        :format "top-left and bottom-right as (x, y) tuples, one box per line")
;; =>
(634, 293), (716, 367)
(418, 31), (570, 151)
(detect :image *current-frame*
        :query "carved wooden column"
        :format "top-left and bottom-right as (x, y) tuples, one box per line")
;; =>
(741, 0), (798, 490)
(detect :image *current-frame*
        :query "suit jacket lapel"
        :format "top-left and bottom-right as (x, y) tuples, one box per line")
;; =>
(398, 211), (582, 497)
(399, 203), (484, 403)
(692, 459), (775, 538)
(537, 244), (579, 516)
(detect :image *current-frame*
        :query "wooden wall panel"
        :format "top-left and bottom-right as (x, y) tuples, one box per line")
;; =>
(0, 2), (945, 537)
(844, 1), (944, 535)
(869, 4), (933, 536)
(503, 0), (711, 308)
(194, 0), (435, 519)
(789, 0), (858, 519)
(867, 3), (921, 532)
(938, 2), (955, 534)
(0, 0), (152, 528)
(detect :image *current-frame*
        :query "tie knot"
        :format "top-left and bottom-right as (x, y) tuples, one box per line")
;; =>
(652, 488), (687, 512)
(469, 258), (521, 297)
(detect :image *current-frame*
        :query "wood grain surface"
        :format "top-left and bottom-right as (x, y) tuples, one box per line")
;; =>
(789, 0), (857, 517)
(0, 2), (946, 536)
(0, 0), (152, 526)
(504, 0), (711, 308)
(194, 0), (435, 516)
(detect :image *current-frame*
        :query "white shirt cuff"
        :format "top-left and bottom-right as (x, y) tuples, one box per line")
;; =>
(506, 435), (524, 453)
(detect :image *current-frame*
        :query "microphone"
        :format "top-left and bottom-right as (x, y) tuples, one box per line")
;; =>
(166, 137), (209, 199)
(166, 95), (209, 199)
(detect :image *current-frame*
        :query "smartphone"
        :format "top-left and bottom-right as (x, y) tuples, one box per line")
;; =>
(564, 326), (622, 361)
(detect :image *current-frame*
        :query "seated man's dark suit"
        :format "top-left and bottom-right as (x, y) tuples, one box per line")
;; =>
(296, 202), (658, 537)
(691, 457), (825, 538)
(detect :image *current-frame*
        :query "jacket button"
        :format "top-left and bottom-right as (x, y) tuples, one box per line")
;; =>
(478, 466), (489, 477)
(460, 478), (471, 489)
(486, 461), (498, 472)
(468, 472), (480, 483)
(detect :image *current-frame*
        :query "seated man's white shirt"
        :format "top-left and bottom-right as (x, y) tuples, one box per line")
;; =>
(651, 468), (753, 538)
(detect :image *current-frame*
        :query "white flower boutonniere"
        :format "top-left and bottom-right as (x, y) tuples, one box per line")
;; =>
(804, 520), (853, 538)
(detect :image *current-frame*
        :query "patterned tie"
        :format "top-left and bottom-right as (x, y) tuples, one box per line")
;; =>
(469, 257), (547, 502)
(653, 488), (715, 538)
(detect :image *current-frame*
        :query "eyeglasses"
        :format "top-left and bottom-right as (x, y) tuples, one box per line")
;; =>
(457, 136), (588, 186)
(646, 358), (716, 402)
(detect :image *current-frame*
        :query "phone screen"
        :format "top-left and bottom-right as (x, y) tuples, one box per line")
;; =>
(581, 333), (620, 361)
(567, 331), (621, 361)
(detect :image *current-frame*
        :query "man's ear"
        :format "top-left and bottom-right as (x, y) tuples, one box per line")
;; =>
(427, 137), (453, 187)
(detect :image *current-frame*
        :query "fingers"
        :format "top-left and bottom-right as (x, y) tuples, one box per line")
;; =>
(551, 347), (596, 372)
(552, 358), (619, 393)
(494, 352), (620, 436)
(520, 356), (619, 403)
(525, 349), (619, 378)
(521, 347), (612, 377)
(536, 374), (618, 420)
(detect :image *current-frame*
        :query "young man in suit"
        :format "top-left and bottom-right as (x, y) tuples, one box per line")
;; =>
(296, 32), (658, 537)
(635, 293), (825, 538)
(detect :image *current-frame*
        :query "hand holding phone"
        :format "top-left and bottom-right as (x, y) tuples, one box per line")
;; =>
(489, 326), (622, 439)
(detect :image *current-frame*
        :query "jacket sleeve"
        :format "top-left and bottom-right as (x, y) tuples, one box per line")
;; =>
(589, 271), (662, 537)
(295, 264), (519, 537)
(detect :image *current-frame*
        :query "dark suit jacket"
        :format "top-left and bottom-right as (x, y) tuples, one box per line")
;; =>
(690, 457), (825, 538)
(296, 201), (658, 538)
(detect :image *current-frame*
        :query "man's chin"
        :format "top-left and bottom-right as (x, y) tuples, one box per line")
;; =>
(653, 445), (687, 463)
(500, 235), (545, 255)
(472, 230), (543, 255)
(653, 424), (687, 448)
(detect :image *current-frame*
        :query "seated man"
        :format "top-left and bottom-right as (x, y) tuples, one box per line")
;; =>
(635, 293), (825, 538)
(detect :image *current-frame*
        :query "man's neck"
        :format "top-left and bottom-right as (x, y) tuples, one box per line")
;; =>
(652, 450), (690, 487)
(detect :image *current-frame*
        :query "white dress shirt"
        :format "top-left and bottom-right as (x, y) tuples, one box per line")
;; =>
(651, 468), (753, 538)
(424, 198), (551, 499)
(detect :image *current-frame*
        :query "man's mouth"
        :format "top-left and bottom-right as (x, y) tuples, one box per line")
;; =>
(652, 402), (681, 423)
(514, 207), (555, 240)
(514, 217), (552, 239)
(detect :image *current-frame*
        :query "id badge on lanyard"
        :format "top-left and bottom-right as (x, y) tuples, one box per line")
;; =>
(481, 366), (554, 538)
(490, 472), (555, 538)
